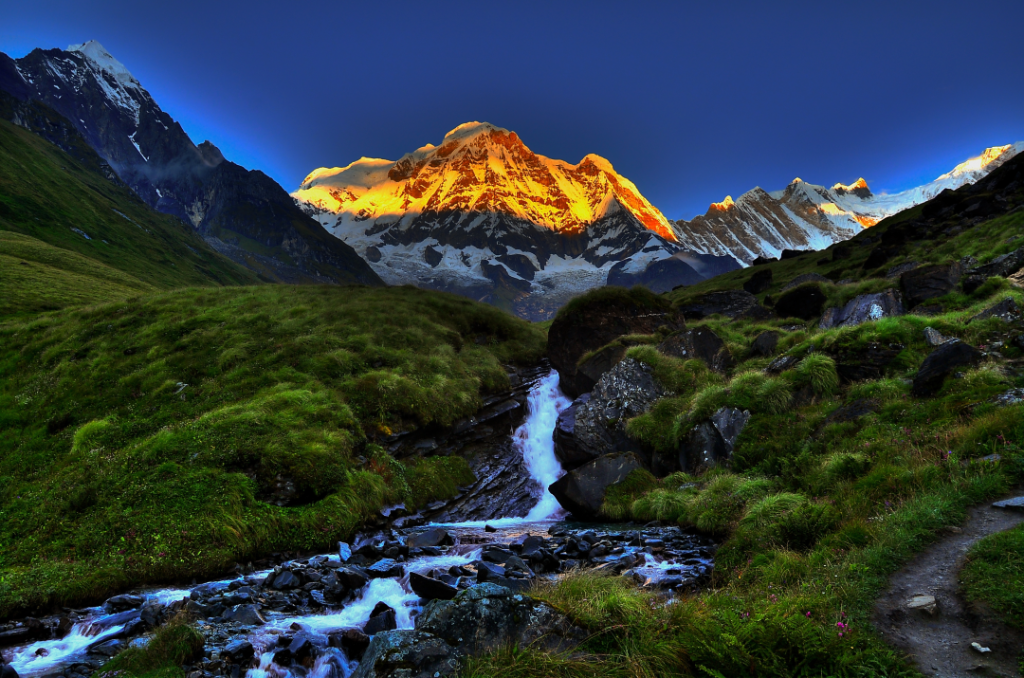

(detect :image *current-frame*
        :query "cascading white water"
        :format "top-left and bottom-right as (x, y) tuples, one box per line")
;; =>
(518, 370), (572, 521)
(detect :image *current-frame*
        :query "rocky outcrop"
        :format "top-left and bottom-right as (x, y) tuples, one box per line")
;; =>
(574, 344), (629, 395)
(750, 331), (779, 357)
(901, 262), (962, 308)
(658, 328), (734, 373)
(352, 630), (461, 678)
(774, 283), (827, 320)
(967, 247), (1024, 279)
(912, 341), (984, 396)
(819, 289), (904, 329)
(677, 289), (771, 320)
(547, 290), (680, 397)
(549, 452), (643, 519)
(969, 297), (1021, 323)
(677, 407), (750, 474)
(568, 359), (668, 465)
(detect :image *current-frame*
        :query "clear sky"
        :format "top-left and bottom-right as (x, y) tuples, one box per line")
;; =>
(3, 0), (1023, 220)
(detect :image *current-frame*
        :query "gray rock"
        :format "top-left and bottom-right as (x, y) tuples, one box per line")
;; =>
(548, 452), (643, 520)
(710, 407), (750, 456)
(901, 262), (962, 308)
(351, 630), (461, 678)
(271, 570), (301, 590)
(659, 328), (733, 373)
(409, 572), (458, 601)
(366, 559), (404, 579)
(406, 528), (453, 549)
(969, 297), (1022, 323)
(337, 542), (352, 562)
(572, 359), (667, 461)
(680, 420), (725, 474)
(575, 344), (628, 396)
(88, 639), (125, 657)
(104, 594), (145, 611)
(923, 327), (957, 346)
(749, 330), (779, 357)
(417, 583), (583, 656)
(968, 247), (1024, 278)
(993, 496), (1024, 510)
(912, 342), (984, 397)
(906, 594), (937, 615)
(677, 289), (770, 320)
(221, 604), (265, 626)
(221, 639), (255, 664)
(553, 394), (594, 470)
(886, 261), (921, 279)
(819, 289), (904, 329)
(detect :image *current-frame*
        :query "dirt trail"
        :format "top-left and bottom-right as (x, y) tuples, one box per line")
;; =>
(874, 497), (1024, 677)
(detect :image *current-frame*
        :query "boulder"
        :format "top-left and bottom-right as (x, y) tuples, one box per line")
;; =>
(363, 603), (398, 635)
(886, 261), (921, 279)
(749, 331), (779, 357)
(574, 344), (628, 395)
(969, 297), (1021, 323)
(832, 342), (904, 383)
(406, 528), (453, 549)
(548, 452), (643, 520)
(743, 268), (773, 294)
(923, 327), (956, 346)
(711, 407), (750, 456)
(88, 639), (125, 657)
(993, 496), (1024, 510)
(900, 262), (962, 308)
(271, 570), (301, 590)
(752, 255), (777, 266)
(0, 664), (17, 678)
(765, 354), (799, 374)
(961, 274), (988, 295)
(221, 639), (255, 664)
(350, 630), (461, 678)
(677, 289), (770, 320)
(337, 542), (352, 562)
(366, 559), (404, 579)
(968, 247), (1024, 278)
(417, 583), (583, 657)
(912, 341), (983, 397)
(679, 420), (725, 474)
(552, 394), (594, 470)
(337, 567), (369, 590)
(328, 628), (370, 661)
(774, 283), (826, 320)
(571, 359), (667, 463)
(658, 328), (734, 373)
(104, 594), (145, 611)
(221, 604), (265, 626)
(818, 289), (904, 329)
(409, 572), (458, 601)
(547, 290), (681, 397)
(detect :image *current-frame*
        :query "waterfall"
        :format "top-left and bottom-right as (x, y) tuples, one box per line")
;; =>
(518, 370), (572, 521)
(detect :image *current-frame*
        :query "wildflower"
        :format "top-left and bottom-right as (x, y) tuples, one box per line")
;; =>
(806, 611), (812, 618)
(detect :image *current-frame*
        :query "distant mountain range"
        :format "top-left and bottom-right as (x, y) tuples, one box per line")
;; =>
(674, 143), (1024, 264)
(293, 122), (739, 319)
(0, 41), (381, 286)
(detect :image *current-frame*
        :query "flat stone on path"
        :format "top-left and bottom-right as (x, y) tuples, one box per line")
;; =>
(906, 594), (937, 615)
(993, 496), (1024, 510)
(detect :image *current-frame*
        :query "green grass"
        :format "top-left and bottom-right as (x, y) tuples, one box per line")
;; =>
(0, 118), (259, 318)
(95, 614), (204, 678)
(0, 284), (545, 618)
(961, 521), (1024, 627)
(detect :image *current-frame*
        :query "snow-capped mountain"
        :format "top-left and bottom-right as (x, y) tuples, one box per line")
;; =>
(294, 122), (739, 319)
(0, 41), (380, 285)
(674, 142), (1024, 265)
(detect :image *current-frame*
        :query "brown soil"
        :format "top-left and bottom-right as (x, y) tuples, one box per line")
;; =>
(874, 497), (1024, 677)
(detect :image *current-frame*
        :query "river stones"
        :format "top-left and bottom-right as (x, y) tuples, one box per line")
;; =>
(406, 528), (453, 549)
(366, 559), (404, 579)
(220, 639), (254, 663)
(221, 604), (265, 626)
(410, 572), (458, 601)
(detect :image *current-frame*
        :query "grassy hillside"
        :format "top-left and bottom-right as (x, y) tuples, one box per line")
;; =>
(0, 118), (260, 317)
(468, 166), (1024, 676)
(0, 284), (546, 618)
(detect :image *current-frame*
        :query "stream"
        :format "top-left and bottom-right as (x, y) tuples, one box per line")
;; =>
(1, 370), (715, 678)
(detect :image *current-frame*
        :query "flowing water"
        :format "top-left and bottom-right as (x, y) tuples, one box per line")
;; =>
(2, 370), (710, 678)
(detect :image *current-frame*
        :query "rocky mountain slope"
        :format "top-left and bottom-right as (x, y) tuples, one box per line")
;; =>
(293, 122), (739, 319)
(675, 142), (1024, 264)
(0, 41), (381, 286)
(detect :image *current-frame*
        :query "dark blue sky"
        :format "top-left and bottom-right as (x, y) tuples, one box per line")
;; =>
(4, 1), (1023, 219)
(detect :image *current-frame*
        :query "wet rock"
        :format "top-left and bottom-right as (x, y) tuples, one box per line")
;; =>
(0, 664), (17, 678)
(901, 262), (962, 308)
(185, 600), (225, 619)
(923, 327), (956, 346)
(363, 603), (398, 635)
(328, 628), (370, 661)
(221, 639), (254, 664)
(774, 283), (826, 320)
(391, 513), (425, 530)
(547, 292), (681, 398)
(553, 394), (594, 470)
(818, 289), (904, 329)
(270, 570), (301, 590)
(337, 567), (369, 590)
(969, 297), (1021, 323)
(417, 583), (583, 656)
(366, 559), (404, 579)
(409, 572), (458, 601)
(337, 542), (352, 562)
(912, 341), (984, 397)
(743, 268), (773, 294)
(222, 604), (265, 626)
(89, 639), (125, 657)
(104, 594), (145, 611)
(659, 328), (733, 373)
(678, 289), (771, 320)
(574, 344), (628, 395)
(749, 331), (779, 357)
(572, 359), (666, 462)
(351, 630), (461, 678)
(548, 452), (642, 520)
(406, 528), (453, 549)
(286, 633), (321, 663)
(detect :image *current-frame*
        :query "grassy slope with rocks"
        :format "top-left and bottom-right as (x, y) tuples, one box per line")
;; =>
(0, 118), (260, 317)
(0, 284), (545, 618)
(471, 163), (1024, 676)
